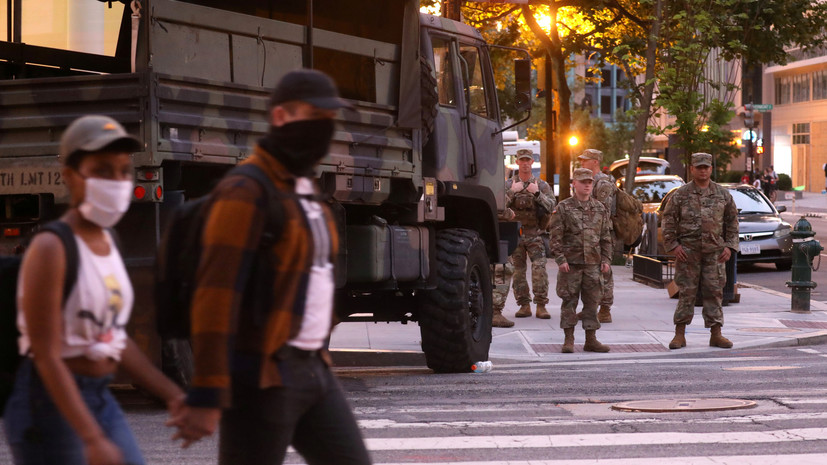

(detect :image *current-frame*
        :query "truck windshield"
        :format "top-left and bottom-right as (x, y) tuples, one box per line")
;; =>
(2, 0), (124, 56)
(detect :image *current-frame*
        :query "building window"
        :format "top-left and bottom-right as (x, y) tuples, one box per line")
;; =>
(793, 74), (810, 103)
(775, 76), (791, 105)
(792, 123), (810, 145)
(601, 95), (611, 115)
(601, 68), (612, 86)
(813, 70), (827, 100)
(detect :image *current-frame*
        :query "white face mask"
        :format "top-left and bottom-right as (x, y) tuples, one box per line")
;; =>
(78, 178), (134, 227)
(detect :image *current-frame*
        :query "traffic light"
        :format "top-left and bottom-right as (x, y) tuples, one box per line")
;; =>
(744, 103), (754, 128)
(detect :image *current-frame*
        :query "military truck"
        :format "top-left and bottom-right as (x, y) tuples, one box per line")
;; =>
(0, 0), (525, 374)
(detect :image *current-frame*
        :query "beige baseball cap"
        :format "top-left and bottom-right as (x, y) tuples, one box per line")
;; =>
(60, 115), (141, 162)
(572, 168), (594, 181)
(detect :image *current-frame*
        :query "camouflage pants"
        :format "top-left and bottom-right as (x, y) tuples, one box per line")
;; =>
(600, 234), (615, 306)
(511, 235), (548, 305)
(600, 266), (614, 307)
(674, 248), (725, 327)
(492, 258), (514, 312)
(557, 264), (603, 330)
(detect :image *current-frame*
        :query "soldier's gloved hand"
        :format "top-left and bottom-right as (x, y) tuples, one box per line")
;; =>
(526, 182), (539, 194)
(510, 181), (524, 192)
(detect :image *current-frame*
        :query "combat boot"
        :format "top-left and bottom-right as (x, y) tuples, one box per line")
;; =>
(709, 325), (733, 348)
(597, 305), (612, 323)
(515, 304), (532, 318)
(535, 305), (550, 319)
(561, 328), (575, 353)
(669, 324), (686, 349)
(492, 309), (515, 328)
(583, 330), (610, 353)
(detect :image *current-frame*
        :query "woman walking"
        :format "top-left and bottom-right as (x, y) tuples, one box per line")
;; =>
(3, 115), (186, 465)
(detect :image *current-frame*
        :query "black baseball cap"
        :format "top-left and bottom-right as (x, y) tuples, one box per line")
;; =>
(269, 69), (354, 110)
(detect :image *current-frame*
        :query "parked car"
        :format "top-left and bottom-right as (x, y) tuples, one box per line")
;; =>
(649, 184), (792, 269)
(617, 175), (685, 214)
(610, 157), (671, 180)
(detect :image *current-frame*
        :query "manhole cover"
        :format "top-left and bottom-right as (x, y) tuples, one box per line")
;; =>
(736, 327), (800, 333)
(612, 398), (757, 412)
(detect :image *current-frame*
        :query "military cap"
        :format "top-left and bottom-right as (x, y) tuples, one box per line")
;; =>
(572, 168), (594, 181)
(60, 115), (141, 162)
(577, 149), (603, 162)
(516, 148), (534, 160)
(691, 152), (713, 167)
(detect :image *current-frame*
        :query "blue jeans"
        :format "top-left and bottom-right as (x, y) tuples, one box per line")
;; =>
(219, 350), (371, 465)
(2, 359), (144, 465)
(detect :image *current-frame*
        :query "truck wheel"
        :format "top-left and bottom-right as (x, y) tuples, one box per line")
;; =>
(420, 57), (439, 147)
(420, 229), (493, 373)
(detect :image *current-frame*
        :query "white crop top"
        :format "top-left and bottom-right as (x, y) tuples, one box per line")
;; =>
(17, 231), (134, 361)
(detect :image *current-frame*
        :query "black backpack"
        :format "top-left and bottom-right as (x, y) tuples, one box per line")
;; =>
(155, 164), (286, 341)
(1, 221), (79, 417)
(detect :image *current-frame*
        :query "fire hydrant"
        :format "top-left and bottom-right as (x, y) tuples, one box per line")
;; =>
(786, 217), (823, 313)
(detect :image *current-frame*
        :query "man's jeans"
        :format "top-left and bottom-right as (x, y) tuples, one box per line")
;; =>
(219, 350), (371, 465)
(3, 358), (144, 465)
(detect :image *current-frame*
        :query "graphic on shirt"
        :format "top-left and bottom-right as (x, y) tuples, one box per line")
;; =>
(77, 274), (125, 343)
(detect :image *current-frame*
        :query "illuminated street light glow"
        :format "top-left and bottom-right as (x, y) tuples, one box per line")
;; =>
(568, 135), (579, 147)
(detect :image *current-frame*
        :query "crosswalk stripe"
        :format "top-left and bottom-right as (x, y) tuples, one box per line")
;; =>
(363, 427), (827, 450)
(374, 454), (827, 465)
(358, 411), (827, 429)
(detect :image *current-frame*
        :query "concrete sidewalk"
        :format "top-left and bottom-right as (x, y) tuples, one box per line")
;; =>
(775, 190), (827, 214)
(329, 264), (827, 367)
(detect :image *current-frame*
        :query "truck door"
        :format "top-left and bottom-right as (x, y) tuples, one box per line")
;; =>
(457, 41), (504, 205)
(429, 35), (468, 182)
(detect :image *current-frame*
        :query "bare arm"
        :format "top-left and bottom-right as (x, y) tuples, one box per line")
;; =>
(21, 233), (123, 465)
(119, 338), (185, 410)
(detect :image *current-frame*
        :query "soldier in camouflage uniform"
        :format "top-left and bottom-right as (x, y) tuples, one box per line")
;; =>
(578, 149), (615, 323)
(492, 207), (516, 327)
(549, 168), (612, 353)
(662, 153), (739, 350)
(507, 149), (555, 319)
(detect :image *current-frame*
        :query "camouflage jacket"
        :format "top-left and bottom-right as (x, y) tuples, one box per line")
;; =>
(592, 171), (616, 216)
(662, 181), (739, 254)
(505, 175), (555, 236)
(549, 196), (612, 266)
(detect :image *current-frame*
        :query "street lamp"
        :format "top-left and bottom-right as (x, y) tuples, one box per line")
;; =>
(568, 135), (579, 148)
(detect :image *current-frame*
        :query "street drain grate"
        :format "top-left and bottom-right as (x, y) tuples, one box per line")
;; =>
(612, 398), (757, 413)
(736, 327), (801, 333)
(531, 343), (668, 354)
(779, 319), (827, 330)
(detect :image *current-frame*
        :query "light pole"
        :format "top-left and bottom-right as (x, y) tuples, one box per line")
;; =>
(565, 135), (579, 199)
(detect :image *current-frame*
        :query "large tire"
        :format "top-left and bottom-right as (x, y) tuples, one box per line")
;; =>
(420, 229), (493, 373)
(420, 57), (439, 147)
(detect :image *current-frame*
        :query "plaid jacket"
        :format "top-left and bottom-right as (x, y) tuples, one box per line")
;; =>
(186, 146), (339, 408)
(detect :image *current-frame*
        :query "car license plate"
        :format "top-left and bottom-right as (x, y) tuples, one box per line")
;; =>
(740, 243), (760, 255)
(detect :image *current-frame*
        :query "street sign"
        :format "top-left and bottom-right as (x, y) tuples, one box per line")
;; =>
(753, 104), (773, 112)
(785, 192), (795, 200)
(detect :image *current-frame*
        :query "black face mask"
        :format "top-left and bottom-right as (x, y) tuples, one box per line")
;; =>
(262, 119), (335, 176)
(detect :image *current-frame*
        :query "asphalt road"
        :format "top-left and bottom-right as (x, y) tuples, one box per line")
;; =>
(3, 345), (827, 464)
(738, 211), (827, 302)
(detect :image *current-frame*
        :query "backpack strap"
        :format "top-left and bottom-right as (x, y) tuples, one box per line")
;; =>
(38, 221), (79, 305)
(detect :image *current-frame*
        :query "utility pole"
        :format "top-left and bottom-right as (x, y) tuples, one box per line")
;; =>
(544, 52), (556, 193)
(442, 0), (462, 20)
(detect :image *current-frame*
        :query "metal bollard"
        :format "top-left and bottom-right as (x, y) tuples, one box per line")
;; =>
(785, 217), (823, 313)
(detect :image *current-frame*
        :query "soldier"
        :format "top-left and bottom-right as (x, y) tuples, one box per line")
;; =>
(507, 149), (555, 319)
(578, 149), (616, 323)
(662, 152), (739, 350)
(549, 168), (612, 353)
(492, 207), (516, 328)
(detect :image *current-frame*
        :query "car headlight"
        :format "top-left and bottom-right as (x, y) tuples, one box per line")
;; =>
(774, 227), (791, 238)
